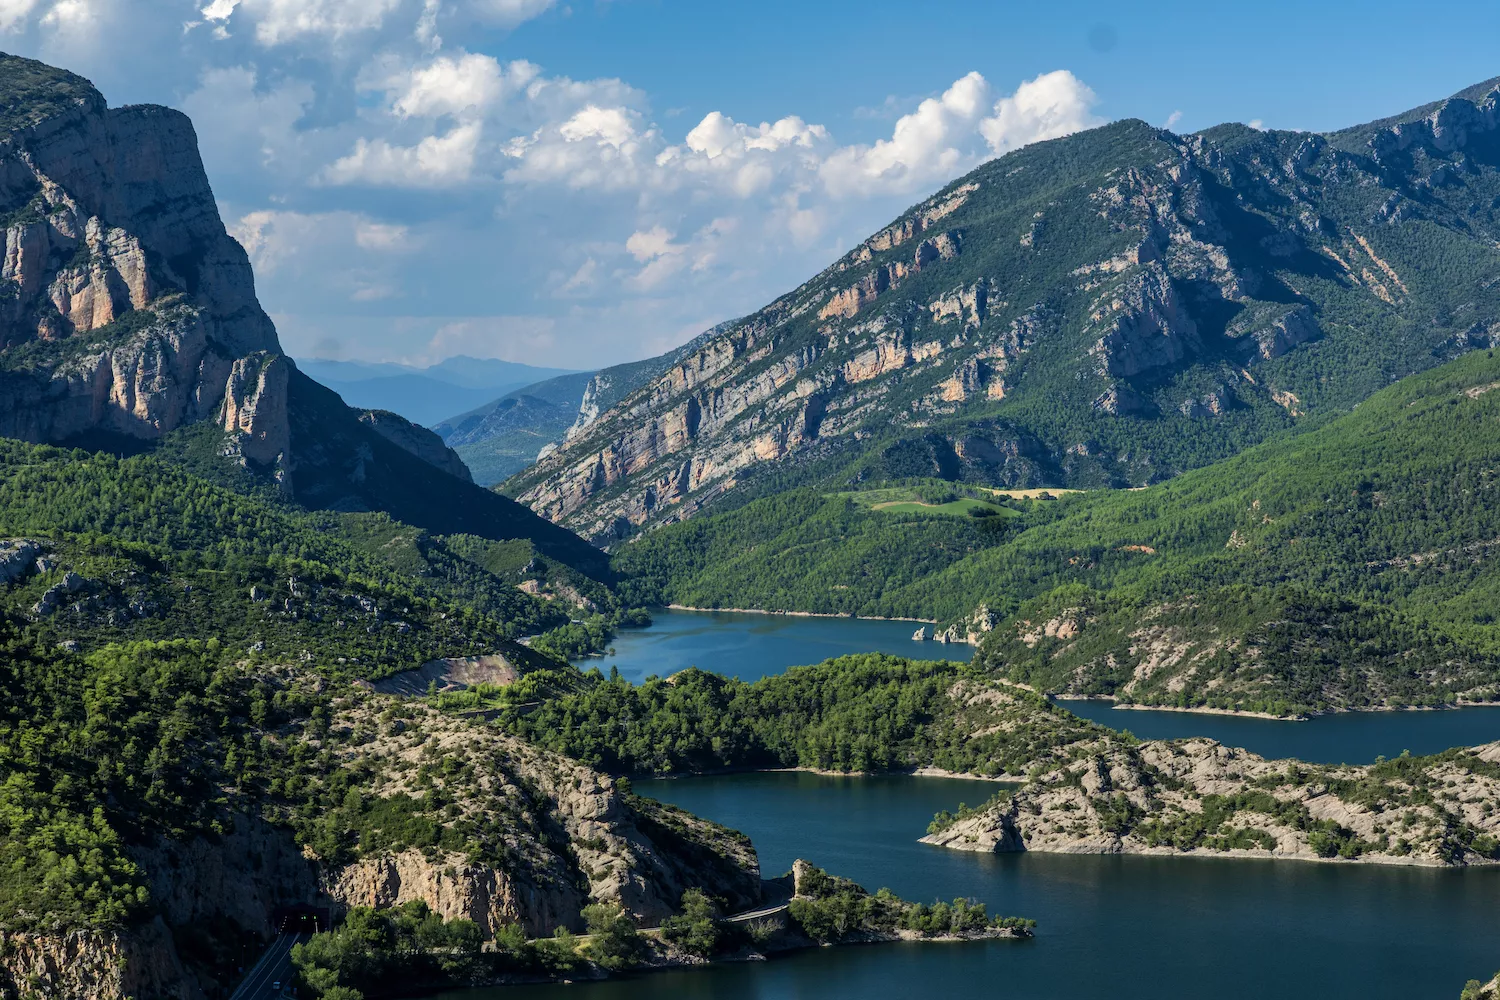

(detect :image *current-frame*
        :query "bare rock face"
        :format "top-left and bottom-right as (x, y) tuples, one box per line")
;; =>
(0, 55), (291, 475)
(510, 79), (1500, 542)
(0, 920), (197, 1000)
(317, 695), (761, 936)
(358, 408), (474, 482)
(0, 54), (491, 495)
(923, 736), (1500, 867)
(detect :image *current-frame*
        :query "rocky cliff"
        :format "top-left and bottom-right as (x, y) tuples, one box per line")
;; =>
(0, 52), (606, 578)
(508, 77), (1500, 543)
(0, 683), (760, 1000)
(0, 54), (288, 471)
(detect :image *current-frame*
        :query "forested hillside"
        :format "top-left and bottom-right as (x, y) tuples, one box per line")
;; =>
(617, 349), (1500, 714)
(511, 77), (1500, 544)
(0, 436), (630, 677)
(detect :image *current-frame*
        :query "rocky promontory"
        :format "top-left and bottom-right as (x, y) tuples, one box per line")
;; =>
(923, 735), (1500, 867)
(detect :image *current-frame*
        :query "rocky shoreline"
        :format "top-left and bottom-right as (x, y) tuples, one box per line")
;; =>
(922, 736), (1500, 868)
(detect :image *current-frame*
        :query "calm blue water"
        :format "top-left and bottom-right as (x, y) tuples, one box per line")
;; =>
(470, 614), (1500, 999)
(443, 771), (1500, 1000)
(575, 608), (971, 683)
(1060, 698), (1500, 765)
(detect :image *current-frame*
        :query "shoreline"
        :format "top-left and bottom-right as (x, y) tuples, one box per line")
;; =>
(1052, 694), (1500, 722)
(924, 835), (1499, 869)
(666, 604), (937, 624)
(638, 765), (1018, 783)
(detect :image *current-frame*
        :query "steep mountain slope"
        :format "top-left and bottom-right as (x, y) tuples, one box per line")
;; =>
(436, 370), (595, 484)
(511, 77), (1500, 543)
(444, 325), (730, 485)
(617, 349), (1500, 714)
(0, 52), (605, 579)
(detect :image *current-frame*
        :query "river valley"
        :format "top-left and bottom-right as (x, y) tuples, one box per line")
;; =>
(510, 612), (1500, 999)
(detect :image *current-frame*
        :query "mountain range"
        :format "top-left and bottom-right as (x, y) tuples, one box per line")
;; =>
(506, 76), (1500, 544)
(298, 356), (578, 428)
(434, 325), (728, 485)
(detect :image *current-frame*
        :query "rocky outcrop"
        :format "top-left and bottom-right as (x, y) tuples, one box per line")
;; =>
(0, 920), (196, 1000)
(318, 692), (761, 937)
(934, 604), (998, 645)
(0, 681), (762, 1000)
(0, 537), (42, 583)
(358, 408), (473, 482)
(924, 737), (1500, 867)
(0, 54), (492, 499)
(1088, 262), (1200, 378)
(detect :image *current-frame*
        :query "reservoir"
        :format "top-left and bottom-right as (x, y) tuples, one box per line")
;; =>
(506, 612), (1500, 999)
(444, 771), (1500, 1000)
(579, 607), (973, 683)
(1060, 697), (1500, 765)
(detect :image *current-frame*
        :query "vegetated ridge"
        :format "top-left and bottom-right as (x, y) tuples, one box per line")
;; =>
(509, 75), (1500, 545)
(617, 349), (1500, 716)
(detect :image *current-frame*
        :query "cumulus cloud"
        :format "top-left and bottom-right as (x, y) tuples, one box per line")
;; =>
(325, 121), (483, 187)
(235, 0), (404, 45)
(469, 0), (554, 27)
(0, 0), (1111, 366)
(821, 72), (990, 198)
(978, 69), (1101, 154)
(389, 52), (536, 118)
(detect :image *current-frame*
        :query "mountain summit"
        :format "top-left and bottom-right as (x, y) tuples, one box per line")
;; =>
(0, 53), (604, 575)
(508, 77), (1500, 544)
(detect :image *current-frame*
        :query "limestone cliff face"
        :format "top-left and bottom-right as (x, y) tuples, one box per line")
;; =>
(0, 920), (196, 1000)
(0, 54), (479, 493)
(509, 78), (1500, 543)
(319, 695), (760, 937)
(0, 55), (292, 482)
(0, 688), (761, 1000)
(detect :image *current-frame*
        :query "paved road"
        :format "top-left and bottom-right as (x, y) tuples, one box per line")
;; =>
(228, 933), (308, 1000)
(726, 879), (794, 924)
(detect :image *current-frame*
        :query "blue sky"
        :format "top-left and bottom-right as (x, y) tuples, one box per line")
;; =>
(4, 0), (1497, 369)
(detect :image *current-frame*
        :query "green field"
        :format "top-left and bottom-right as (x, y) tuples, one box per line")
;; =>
(871, 498), (1017, 518)
(835, 485), (1024, 519)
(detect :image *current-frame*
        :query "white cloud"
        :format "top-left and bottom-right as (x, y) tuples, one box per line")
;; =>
(559, 105), (637, 148)
(821, 71), (991, 198)
(236, 0), (404, 45)
(325, 121), (483, 187)
(683, 111), (827, 159)
(390, 52), (529, 118)
(468, 0), (554, 27)
(625, 225), (683, 262)
(200, 0), (237, 21)
(1248, 118), (1265, 130)
(40, 0), (99, 36)
(355, 221), (415, 251)
(0, 0), (40, 31)
(1162, 109), (1183, 130)
(978, 69), (1100, 155)
(555, 257), (598, 296)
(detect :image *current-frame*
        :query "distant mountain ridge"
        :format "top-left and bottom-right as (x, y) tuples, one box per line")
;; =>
(508, 76), (1500, 543)
(298, 355), (578, 427)
(437, 324), (730, 485)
